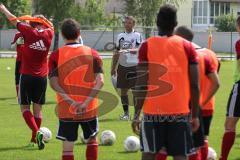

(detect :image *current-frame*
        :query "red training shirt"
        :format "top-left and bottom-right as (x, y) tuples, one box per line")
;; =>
(17, 22), (54, 77)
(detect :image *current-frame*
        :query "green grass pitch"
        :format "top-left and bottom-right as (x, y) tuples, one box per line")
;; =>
(0, 58), (239, 160)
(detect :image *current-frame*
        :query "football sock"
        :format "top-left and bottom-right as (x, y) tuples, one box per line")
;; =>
(22, 110), (38, 143)
(189, 151), (201, 160)
(219, 131), (236, 160)
(155, 152), (167, 160)
(86, 141), (98, 160)
(200, 140), (208, 160)
(34, 112), (42, 129)
(121, 95), (129, 114)
(62, 151), (74, 160)
(34, 117), (42, 129)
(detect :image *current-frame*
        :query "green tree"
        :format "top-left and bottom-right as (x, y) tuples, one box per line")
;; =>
(123, 0), (186, 38)
(37, 0), (75, 50)
(0, 0), (30, 29)
(215, 14), (236, 32)
(71, 0), (106, 29)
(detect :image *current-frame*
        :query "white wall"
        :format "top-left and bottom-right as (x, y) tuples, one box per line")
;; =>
(0, 29), (239, 53)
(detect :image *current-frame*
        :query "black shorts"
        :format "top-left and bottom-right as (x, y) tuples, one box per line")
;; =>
(19, 74), (47, 105)
(140, 114), (194, 156)
(202, 116), (213, 136)
(15, 61), (21, 85)
(56, 118), (98, 142)
(192, 114), (205, 148)
(226, 81), (240, 117)
(117, 65), (137, 89)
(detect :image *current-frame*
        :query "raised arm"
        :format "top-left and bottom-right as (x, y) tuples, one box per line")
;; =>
(0, 3), (18, 26)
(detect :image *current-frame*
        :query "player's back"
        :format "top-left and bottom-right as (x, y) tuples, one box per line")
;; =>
(143, 35), (195, 115)
(17, 23), (53, 77)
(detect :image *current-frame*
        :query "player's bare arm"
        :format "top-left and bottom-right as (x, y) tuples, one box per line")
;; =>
(111, 52), (120, 75)
(0, 3), (18, 26)
(75, 73), (104, 114)
(202, 72), (220, 106)
(132, 63), (148, 135)
(189, 64), (200, 132)
(49, 76), (75, 105)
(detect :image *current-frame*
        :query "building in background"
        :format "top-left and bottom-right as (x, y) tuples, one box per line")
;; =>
(75, 0), (240, 31)
(191, 0), (240, 31)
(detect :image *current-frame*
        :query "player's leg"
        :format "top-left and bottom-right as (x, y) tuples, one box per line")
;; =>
(120, 88), (130, 120)
(220, 117), (239, 160)
(155, 150), (167, 160)
(33, 103), (42, 129)
(57, 120), (79, 160)
(200, 115), (213, 160)
(19, 74), (38, 144)
(140, 115), (166, 160)
(117, 65), (131, 120)
(80, 118), (99, 160)
(167, 116), (193, 160)
(220, 82), (240, 160)
(62, 141), (74, 160)
(142, 152), (156, 160)
(32, 76), (47, 150)
(15, 60), (21, 97)
(189, 114), (204, 160)
(173, 156), (187, 160)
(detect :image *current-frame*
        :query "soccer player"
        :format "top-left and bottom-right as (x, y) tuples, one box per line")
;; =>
(111, 16), (143, 120)
(0, 3), (54, 149)
(175, 26), (220, 160)
(49, 19), (104, 160)
(219, 16), (240, 160)
(132, 5), (200, 160)
(11, 32), (24, 96)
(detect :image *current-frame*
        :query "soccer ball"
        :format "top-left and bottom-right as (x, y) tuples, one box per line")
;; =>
(208, 147), (217, 160)
(39, 127), (52, 143)
(80, 132), (88, 144)
(124, 136), (140, 152)
(100, 130), (116, 145)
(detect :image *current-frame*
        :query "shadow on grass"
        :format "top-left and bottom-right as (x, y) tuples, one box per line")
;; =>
(0, 97), (16, 101)
(236, 134), (240, 138)
(99, 118), (121, 123)
(45, 101), (57, 105)
(75, 142), (86, 146)
(0, 146), (38, 152)
(117, 151), (139, 154)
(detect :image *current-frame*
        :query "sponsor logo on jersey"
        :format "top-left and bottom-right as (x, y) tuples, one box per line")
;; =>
(29, 40), (47, 51)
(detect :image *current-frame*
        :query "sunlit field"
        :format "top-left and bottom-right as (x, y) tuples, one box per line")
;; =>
(0, 59), (239, 160)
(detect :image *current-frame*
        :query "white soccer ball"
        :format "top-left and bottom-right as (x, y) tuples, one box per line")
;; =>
(124, 136), (140, 152)
(100, 130), (116, 145)
(39, 127), (52, 143)
(208, 147), (217, 160)
(6, 66), (11, 70)
(80, 132), (88, 144)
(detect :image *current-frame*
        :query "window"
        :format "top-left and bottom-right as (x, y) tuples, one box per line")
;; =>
(209, 2), (230, 24)
(193, 0), (209, 25)
(193, 0), (231, 25)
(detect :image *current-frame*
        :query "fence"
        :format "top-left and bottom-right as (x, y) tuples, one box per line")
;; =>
(0, 26), (239, 54)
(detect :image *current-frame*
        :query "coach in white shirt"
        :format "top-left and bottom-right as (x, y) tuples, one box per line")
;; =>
(111, 16), (143, 120)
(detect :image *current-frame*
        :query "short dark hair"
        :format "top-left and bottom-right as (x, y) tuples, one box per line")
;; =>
(61, 18), (80, 40)
(237, 16), (240, 28)
(157, 4), (177, 33)
(175, 26), (194, 41)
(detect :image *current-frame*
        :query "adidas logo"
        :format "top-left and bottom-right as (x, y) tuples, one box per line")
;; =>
(29, 40), (47, 51)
